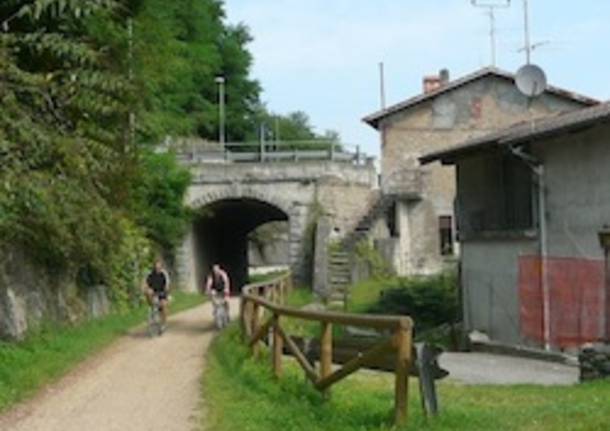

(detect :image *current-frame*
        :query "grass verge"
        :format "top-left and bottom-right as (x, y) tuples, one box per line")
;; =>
(0, 291), (203, 413)
(204, 324), (610, 431)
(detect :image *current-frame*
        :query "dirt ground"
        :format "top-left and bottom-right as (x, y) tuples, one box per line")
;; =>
(0, 299), (238, 431)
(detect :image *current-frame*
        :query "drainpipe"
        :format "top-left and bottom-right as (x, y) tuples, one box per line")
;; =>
(510, 146), (551, 351)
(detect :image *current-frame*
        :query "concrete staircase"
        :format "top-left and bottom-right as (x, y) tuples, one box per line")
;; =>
(326, 192), (397, 308)
(342, 192), (397, 250)
(327, 248), (351, 308)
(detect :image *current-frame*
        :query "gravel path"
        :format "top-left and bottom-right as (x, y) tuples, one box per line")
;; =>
(0, 299), (237, 431)
(439, 352), (579, 385)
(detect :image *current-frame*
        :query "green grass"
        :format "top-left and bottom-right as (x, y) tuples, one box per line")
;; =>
(347, 278), (390, 314)
(281, 286), (319, 338)
(203, 325), (610, 431)
(0, 291), (204, 413)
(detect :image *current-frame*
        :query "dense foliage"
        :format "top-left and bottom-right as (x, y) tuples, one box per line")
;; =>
(0, 0), (336, 310)
(349, 273), (459, 333)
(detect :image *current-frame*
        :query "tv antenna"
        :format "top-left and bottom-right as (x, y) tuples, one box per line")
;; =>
(515, 0), (548, 98)
(471, 0), (511, 67)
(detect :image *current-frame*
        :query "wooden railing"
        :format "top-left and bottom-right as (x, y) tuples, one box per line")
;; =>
(240, 272), (415, 426)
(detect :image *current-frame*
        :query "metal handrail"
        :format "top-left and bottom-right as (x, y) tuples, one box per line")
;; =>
(173, 140), (371, 165)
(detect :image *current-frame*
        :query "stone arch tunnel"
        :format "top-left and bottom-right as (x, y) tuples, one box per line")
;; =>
(192, 198), (289, 292)
(174, 159), (378, 294)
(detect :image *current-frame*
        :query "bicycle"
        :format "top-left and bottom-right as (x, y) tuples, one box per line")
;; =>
(210, 291), (230, 330)
(148, 295), (163, 337)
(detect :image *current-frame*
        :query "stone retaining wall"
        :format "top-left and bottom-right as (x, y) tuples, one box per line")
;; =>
(0, 247), (110, 340)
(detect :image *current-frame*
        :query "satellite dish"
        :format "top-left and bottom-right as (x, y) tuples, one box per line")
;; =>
(515, 64), (547, 98)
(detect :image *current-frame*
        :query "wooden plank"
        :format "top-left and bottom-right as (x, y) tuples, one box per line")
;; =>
(277, 326), (319, 384)
(249, 316), (274, 347)
(394, 323), (413, 426)
(252, 302), (261, 357)
(272, 315), (283, 378)
(315, 339), (394, 391)
(243, 293), (412, 330)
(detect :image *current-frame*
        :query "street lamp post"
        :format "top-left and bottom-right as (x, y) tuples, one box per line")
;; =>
(215, 76), (226, 151)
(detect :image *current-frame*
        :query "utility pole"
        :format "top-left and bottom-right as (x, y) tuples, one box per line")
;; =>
(523, 0), (531, 64)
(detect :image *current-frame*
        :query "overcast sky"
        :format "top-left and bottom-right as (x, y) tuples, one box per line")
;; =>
(224, 0), (610, 157)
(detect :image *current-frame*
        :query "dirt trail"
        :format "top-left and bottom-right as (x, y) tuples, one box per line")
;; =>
(0, 299), (237, 431)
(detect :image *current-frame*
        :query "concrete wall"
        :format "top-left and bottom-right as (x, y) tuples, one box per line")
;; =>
(534, 125), (610, 260)
(461, 239), (537, 345)
(456, 123), (610, 347)
(379, 75), (586, 276)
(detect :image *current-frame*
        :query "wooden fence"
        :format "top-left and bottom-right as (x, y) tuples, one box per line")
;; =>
(240, 272), (415, 426)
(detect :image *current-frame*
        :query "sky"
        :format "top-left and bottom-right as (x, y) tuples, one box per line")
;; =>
(224, 0), (610, 157)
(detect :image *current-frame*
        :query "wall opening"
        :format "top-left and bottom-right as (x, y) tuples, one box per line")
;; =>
(193, 198), (289, 293)
(439, 215), (454, 256)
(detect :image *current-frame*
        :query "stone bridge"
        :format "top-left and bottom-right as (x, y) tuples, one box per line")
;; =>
(174, 151), (377, 293)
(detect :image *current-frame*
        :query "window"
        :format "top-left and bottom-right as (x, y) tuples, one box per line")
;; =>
(457, 152), (535, 237)
(386, 201), (398, 238)
(439, 215), (454, 256)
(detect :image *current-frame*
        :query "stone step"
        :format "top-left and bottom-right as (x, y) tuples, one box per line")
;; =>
(329, 277), (350, 284)
(329, 269), (350, 274)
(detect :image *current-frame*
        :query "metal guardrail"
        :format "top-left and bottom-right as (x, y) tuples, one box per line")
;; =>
(174, 140), (374, 165)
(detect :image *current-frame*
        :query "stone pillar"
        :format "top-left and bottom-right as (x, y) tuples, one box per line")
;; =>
(288, 203), (310, 286)
(313, 216), (332, 298)
(176, 228), (199, 292)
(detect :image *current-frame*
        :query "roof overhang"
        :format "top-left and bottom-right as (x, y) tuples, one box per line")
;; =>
(420, 101), (610, 165)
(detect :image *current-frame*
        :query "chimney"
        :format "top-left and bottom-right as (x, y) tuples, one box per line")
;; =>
(423, 68), (450, 94)
(439, 68), (450, 85)
(423, 76), (441, 94)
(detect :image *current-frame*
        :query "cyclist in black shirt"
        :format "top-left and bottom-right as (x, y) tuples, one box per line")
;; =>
(145, 260), (170, 331)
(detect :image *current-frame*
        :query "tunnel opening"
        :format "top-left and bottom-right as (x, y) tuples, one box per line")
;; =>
(193, 198), (289, 293)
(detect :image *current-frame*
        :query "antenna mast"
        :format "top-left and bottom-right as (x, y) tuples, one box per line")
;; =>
(523, 0), (532, 63)
(471, 0), (511, 67)
(379, 62), (386, 110)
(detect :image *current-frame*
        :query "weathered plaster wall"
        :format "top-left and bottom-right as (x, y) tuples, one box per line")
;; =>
(380, 76), (586, 276)
(461, 239), (537, 345)
(534, 125), (610, 260)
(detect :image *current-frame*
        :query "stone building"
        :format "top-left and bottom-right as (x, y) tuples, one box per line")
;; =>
(362, 67), (597, 276)
(421, 101), (610, 351)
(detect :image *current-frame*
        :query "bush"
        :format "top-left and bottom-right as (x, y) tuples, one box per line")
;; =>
(353, 273), (459, 333)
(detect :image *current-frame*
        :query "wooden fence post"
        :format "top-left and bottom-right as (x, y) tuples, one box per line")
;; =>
(394, 318), (413, 426)
(239, 296), (246, 340)
(320, 322), (333, 379)
(252, 302), (261, 357)
(273, 314), (283, 378)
